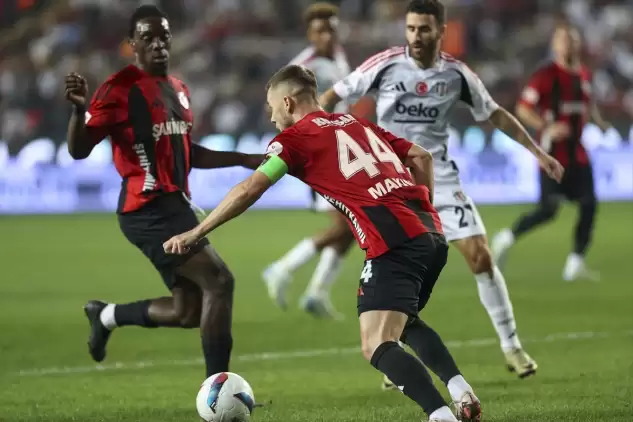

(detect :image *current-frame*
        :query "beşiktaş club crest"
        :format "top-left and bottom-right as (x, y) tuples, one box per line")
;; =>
(178, 92), (190, 109)
(453, 190), (467, 202)
(431, 81), (448, 96)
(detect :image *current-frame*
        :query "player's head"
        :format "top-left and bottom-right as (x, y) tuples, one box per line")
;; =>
(304, 2), (340, 57)
(266, 65), (319, 131)
(128, 5), (171, 76)
(552, 22), (581, 65)
(405, 0), (446, 63)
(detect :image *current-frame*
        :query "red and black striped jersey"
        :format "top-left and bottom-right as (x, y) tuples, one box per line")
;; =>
(267, 110), (442, 259)
(518, 62), (593, 168)
(85, 65), (194, 213)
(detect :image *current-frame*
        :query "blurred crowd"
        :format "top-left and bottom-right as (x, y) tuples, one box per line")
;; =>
(0, 0), (632, 153)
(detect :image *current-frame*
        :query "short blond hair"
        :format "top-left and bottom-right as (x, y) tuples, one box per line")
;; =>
(303, 2), (339, 26)
(266, 65), (318, 100)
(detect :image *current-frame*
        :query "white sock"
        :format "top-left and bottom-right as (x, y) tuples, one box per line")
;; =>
(475, 266), (522, 352)
(447, 375), (473, 402)
(428, 405), (458, 421)
(275, 238), (317, 274)
(305, 246), (341, 297)
(100, 303), (117, 330)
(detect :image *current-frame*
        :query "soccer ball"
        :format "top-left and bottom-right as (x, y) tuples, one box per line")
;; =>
(196, 372), (255, 422)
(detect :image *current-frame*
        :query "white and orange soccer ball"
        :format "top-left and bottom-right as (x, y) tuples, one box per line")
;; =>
(196, 372), (255, 422)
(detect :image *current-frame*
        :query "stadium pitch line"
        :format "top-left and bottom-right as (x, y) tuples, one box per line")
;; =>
(13, 329), (633, 377)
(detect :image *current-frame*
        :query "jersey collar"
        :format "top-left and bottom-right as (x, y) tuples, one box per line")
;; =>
(405, 46), (444, 71)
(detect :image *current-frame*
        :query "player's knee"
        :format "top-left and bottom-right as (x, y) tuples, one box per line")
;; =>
(213, 267), (235, 299)
(360, 327), (400, 362)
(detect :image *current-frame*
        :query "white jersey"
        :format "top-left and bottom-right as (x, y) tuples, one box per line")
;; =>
(333, 46), (499, 186)
(291, 45), (351, 114)
(333, 46), (499, 241)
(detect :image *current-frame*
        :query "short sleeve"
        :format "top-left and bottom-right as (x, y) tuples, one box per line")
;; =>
(333, 49), (401, 100)
(518, 69), (547, 108)
(360, 118), (413, 161)
(265, 132), (303, 176)
(85, 82), (127, 143)
(457, 66), (500, 122)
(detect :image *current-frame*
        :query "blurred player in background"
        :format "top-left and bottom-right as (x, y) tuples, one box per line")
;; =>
(492, 22), (610, 282)
(164, 64), (482, 422)
(262, 3), (354, 319)
(63, 5), (262, 378)
(319, 0), (564, 385)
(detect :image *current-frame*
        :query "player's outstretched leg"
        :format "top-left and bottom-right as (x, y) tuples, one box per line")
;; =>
(361, 310), (459, 421)
(401, 317), (481, 422)
(453, 235), (537, 378)
(564, 192), (599, 281)
(492, 199), (559, 270)
(84, 279), (202, 362)
(299, 211), (354, 319)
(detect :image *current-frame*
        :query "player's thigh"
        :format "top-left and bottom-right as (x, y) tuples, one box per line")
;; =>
(357, 234), (437, 319)
(539, 171), (565, 211)
(567, 165), (597, 204)
(117, 193), (213, 291)
(417, 234), (449, 312)
(434, 187), (487, 242)
(177, 245), (234, 296)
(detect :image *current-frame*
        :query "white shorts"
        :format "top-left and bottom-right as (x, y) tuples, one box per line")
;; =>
(312, 191), (335, 212)
(433, 186), (486, 242)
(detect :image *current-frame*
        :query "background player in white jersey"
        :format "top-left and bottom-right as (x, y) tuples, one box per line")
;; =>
(319, 0), (564, 383)
(262, 3), (354, 319)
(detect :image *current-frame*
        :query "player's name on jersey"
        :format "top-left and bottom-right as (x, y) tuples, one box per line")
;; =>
(368, 177), (415, 199)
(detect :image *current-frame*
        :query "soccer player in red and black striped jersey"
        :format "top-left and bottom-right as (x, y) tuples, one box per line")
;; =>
(164, 65), (482, 422)
(492, 22), (610, 282)
(63, 5), (263, 378)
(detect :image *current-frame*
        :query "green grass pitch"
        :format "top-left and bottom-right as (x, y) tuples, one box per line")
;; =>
(1, 203), (632, 421)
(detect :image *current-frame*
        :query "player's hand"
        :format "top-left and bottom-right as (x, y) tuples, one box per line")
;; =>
(244, 154), (266, 170)
(537, 152), (564, 183)
(64, 72), (88, 107)
(544, 122), (570, 142)
(163, 231), (200, 255)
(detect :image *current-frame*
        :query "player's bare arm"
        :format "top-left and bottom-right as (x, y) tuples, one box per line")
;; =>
(190, 144), (265, 170)
(488, 107), (564, 182)
(404, 144), (434, 202)
(64, 72), (93, 160)
(318, 88), (342, 112)
(163, 158), (285, 254)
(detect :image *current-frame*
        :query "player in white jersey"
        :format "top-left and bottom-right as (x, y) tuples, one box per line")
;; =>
(319, 0), (564, 385)
(262, 3), (353, 319)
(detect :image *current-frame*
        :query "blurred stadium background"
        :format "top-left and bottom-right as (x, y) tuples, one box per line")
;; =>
(0, 1), (632, 421)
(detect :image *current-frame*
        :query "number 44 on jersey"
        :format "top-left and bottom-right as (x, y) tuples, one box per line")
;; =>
(335, 126), (415, 199)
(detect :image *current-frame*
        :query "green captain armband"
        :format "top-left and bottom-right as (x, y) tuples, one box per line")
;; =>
(256, 155), (289, 183)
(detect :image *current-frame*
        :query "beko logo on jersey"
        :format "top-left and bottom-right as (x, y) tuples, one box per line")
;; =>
(152, 120), (191, 142)
(368, 177), (414, 199)
(394, 100), (439, 123)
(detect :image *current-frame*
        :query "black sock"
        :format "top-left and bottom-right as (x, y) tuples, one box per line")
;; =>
(574, 198), (596, 255)
(512, 203), (558, 238)
(113, 300), (157, 328)
(370, 341), (446, 415)
(202, 335), (233, 377)
(401, 317), (460, 384)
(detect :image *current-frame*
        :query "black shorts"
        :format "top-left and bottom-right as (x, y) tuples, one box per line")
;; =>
(540, 165), (595, 204)
(118, 192), (210, 290)
(357, 233), (448, 317)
